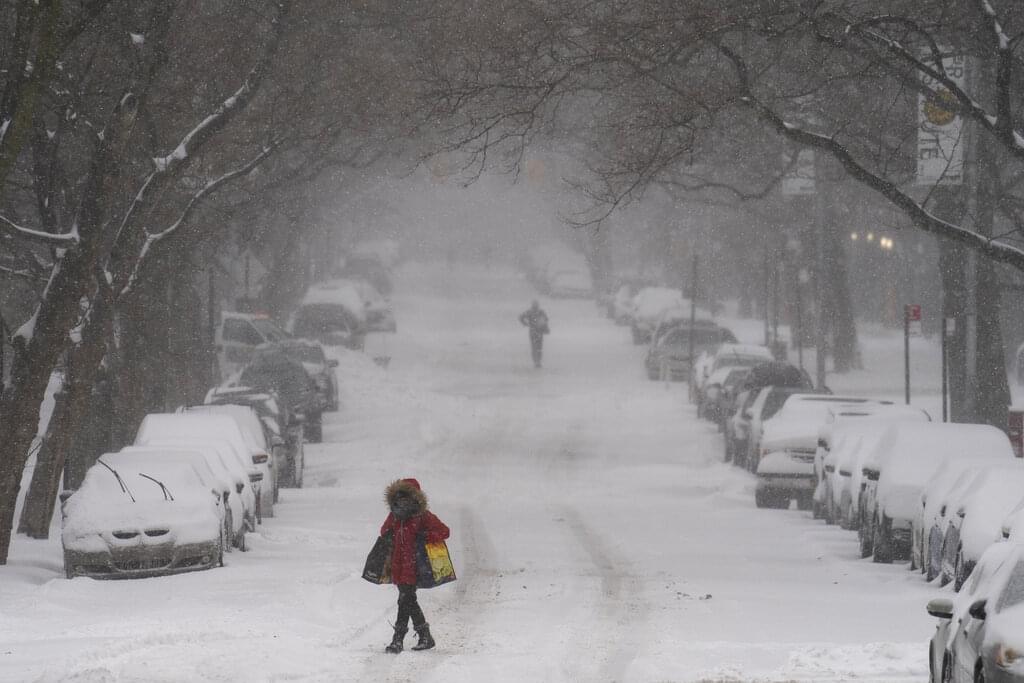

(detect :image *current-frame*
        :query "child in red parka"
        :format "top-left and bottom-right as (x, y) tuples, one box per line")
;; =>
(380, 478), (450, 653)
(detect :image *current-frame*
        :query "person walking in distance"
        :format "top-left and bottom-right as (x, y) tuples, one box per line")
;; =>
(380, 478), (450, 653)
(519, 300), (550, 368)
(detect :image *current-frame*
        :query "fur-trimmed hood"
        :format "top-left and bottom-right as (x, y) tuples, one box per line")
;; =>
(385, 478), (428, 514)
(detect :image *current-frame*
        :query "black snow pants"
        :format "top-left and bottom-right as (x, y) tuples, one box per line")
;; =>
(530, 331), (543, 368)
(396, 584), (426, 631)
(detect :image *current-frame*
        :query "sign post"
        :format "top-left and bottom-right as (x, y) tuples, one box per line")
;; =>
(904, 304), (922, 405)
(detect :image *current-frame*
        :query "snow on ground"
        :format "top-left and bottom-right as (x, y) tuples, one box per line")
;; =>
(1, 262), (937, 682)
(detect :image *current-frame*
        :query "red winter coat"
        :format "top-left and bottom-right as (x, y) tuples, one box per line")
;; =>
(380, 479), (450, 586)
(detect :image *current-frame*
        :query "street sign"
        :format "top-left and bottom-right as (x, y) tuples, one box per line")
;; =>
(906, 304), (922, 336)
(916, 50), (966, 186)
(782, 149), (815, 195)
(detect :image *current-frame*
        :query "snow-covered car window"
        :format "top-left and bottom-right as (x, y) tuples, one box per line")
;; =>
(224, 319), (263, 345)
(997, 561), (1024, 612)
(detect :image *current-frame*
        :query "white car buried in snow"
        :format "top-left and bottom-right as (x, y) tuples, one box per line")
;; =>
(61, 453), (225, 579)
(136, 412), (269, 524)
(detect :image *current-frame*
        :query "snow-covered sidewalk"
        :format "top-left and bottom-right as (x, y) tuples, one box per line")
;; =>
(1, 263), (934, 682)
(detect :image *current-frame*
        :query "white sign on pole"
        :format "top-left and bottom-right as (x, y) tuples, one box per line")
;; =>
(782, 149), (815, 195)
(916, 51), (966, 185)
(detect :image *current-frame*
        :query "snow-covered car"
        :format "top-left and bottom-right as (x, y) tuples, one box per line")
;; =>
(816, 405), (928, 525)
(926, 540), (1018, 683)
(337, 254), (392, 296)
(609, 283), (641, 324)
(205, 386), (304, 490)
(709, 343), (775, 375)
(134, 413), (263, 528)
(747, 393), (868, 474)
(239, 351), (324, 443)
(548, 269), (593, 298)
(258, 339), (339, 412)
(700, 366), (750, 424)
(215, 312), (292, 381)
(61, 453), (225, 579)
(940, 542), (1024, 683)
(346, 278), (397, 333)
(181, 405), (277, 518)
(117, 445), (246, 551)
(919, 436), (1016, 581)
(724, 362), (814, 466)
(629, 287), (686, 344)
(644, 321), (729, 381)
(289, 282), (368, 350)
(940, 464), (1024, 591)
(752, 395), (880, 507)
(859, 423), (1012, 565)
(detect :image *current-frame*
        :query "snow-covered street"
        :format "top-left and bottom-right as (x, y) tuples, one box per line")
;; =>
(2, 263), (937, 682)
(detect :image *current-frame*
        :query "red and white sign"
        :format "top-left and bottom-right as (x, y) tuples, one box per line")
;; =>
(906, 304), (922, 336)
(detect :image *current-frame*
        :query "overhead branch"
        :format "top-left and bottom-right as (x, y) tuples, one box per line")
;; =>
(717, 42), (1024, 273)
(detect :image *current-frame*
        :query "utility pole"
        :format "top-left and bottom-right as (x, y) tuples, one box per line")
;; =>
(814, 167), (828, 391)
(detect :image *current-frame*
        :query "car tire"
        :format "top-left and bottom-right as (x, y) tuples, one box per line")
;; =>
(859, 522), (873, 559)
(942, 654), (953, 683)
(306, 418), (323, 443)
(974, 660), (985, 683)
(954, 550), (967, 592)
(224, 509), (234, 553)
(873, 517), (894, 563)
(796, 492), (813, 511)
(755, 488), (771, 509)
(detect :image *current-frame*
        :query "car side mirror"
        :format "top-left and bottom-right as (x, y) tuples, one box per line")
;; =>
(969, 599), (988, 621)
(329, 359), (339, 368)
(926, 597), (954, 620)
(59, 490), (74, 504)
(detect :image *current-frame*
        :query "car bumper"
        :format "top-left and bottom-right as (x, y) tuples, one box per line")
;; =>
(64, 540), (220, 579)
(756, 474), (815, 493)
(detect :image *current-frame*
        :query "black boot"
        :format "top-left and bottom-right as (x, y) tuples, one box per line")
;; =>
(385, 627), (406, 654)
(411, 623), (435, 651)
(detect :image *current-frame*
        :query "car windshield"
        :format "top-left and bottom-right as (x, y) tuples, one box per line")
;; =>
(290, 345), (326, 364)
(292, 304), (357, 338)
(762, 389), (799, 420)
(252, 318), (291, 342)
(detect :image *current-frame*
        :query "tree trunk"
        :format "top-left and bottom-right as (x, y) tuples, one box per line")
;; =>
(16, 296), (111, 538)
(971, 122), (1010, 428)
(824, 217), (860, 372)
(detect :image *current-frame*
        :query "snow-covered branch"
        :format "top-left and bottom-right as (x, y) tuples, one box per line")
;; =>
(118, 143), (278, 299)
(0, 212), (78, 246)
(717, 42), (1024, 273)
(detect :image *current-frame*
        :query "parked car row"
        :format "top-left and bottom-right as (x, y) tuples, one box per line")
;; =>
(58, 265), (394, 580)
(701, 357), (1024, 682)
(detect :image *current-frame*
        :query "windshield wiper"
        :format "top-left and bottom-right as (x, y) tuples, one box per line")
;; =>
(96, 459), (136, 502)
(138, 473), (174, 501)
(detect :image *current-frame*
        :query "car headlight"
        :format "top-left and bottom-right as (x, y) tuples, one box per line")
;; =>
(996, 644), (1022, 668)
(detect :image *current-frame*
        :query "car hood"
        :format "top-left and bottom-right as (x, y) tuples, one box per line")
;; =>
(760, 421), (819, 452)
(62, 499), (219, 551)
(757, 451), (815, 476)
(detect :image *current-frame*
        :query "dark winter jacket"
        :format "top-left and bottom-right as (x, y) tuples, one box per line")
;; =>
(379, 478), (450, 586)
(519, 307), (549, 335)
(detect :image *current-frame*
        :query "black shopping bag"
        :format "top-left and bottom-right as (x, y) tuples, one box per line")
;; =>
(362, 532), (393, 584)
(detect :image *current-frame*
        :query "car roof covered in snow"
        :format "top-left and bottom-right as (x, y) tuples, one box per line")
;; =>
(714, 344), (773, 360)
(864, 421), (1013, 474)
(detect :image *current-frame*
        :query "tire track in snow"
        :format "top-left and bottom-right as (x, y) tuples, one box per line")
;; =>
(559, 505), (648, 683)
